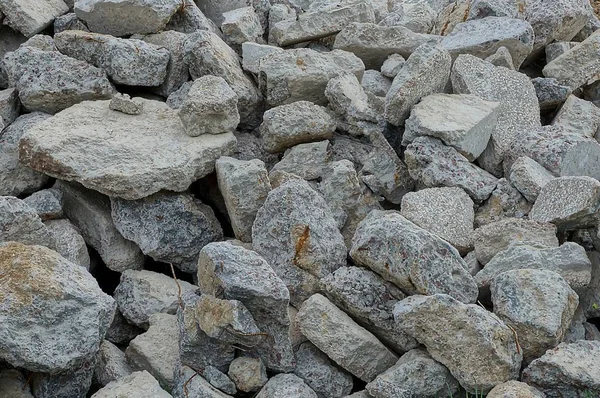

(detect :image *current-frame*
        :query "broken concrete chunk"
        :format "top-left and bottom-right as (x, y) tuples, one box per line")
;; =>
(114, 269), (196, 329)
(221, 6), (263, 53)
(361, 70), (391, 97)
(109, 93), (143, 115)
(325, 73), (379, 123)
(405, 136), (498, 203)
(241, 42), (283, 75)
(322, 266), (418, 354)
(403, 93), (498, 161)
(179, 75), (240, 136)
(350, 210), (478, 303)
(54, 30), (169, 87)
(258, 48), (364, 107)
(552, 94), (600, 138)
(441, 17), (534, 68)
(74, 0), (181, 37)
(0, 0), (68, 37)
(385, 43), (451, 127)
(508, 156), (555, 202)
(91, 371), (171, 398)
(472, 218), (558, 265)
(491, 269), (579, 363)
(400, 187), (474, 254)
(393, 294), (522, 394)
(260, 101), (336, 153)
(19, 99), (236, 200)
(530, 176), (600, 230)
(297, 294), (398, 382)
(269, 0), (375, 47)
(216, 156), (271, 243)
(333, 22), (441, 70)
(2, 46), (115, 113)
(0, 242), (115, 373)
(252, 179), (347, 305)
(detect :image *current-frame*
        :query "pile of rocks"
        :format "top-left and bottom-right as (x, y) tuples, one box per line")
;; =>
(2, 0), (600, 397)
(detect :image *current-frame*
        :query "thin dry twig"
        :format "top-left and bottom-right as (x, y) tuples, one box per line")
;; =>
(169, 263), (184, 311)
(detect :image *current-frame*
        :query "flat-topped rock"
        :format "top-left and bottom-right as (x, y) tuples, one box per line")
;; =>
(18, 99), (236, 200)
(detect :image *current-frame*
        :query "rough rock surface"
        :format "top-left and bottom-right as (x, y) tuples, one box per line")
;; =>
(19, 99), (236, 200)
(0, 0), (68, 38)
(393, 294), (522, 394)
(91, 371), (171, 398)
(0, 196), (56, 249)
(0, 242), (115, 373)
(255, 373), (318, 398)
(44, 219), (90, 270)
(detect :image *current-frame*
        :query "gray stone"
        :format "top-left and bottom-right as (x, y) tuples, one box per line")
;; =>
(216, 156), (271, 243)
(403, 93), (498, 161)
(380, 54), (404, 78)
(385, 43), (450, 127)
(44, 219), (90, 270)
(184, 30), (262, 128)
(109, 93), (143, 115)
(194, 0), (262, 26)
(94, 340), (132, 387)
(172, 363), (231, 398)
(177, 292), (235, 373)
(322, 266), (418, 354)
(221, 7), (263, 52)
(333, 22), (441, 70)
(491, 269), (579, 363)
(195, 295), (263, 347)
(105, 310), (143, 345)
(165, 0), (219, 34)
(111, 192), (222, 274)
(126, 313), (179, 391)
(228, 357), (268, 393)
(1, 46), (115, 113)
(523, 0), (589, 61)
(54, 30), (169, 87)
(74, 0), (181, 37)
(53, 12), (89, 33)
(484, 46), (515, 69)
(552, 94), (600, 138)
(22, 34), (55, 51)
(91, 371), (171, 398)
(269, 0), (375, 46)
(20, 99), (236, 200)
(294, 341), (354, 398)
(0, 87), (19, 127)
(584, 321), (600, 341)
(487, 381), (545, 398)
(400, 187), (474, 254)
(202, 366), (237, 395)
(0, 114), (47, 196)
(430, 0), (470, 36)
(23, 188), (62, 221)
(260, 101), (336, 153)
(441, 17), (533, 68)
(379, 1), (436, 33)
(365, 349), (460, 398)
(0, 0), (68, 37)
(532, 77), (572, 111)
(467, 0), (520, 19)
(141, 30), (189, 97)
(269, 140), (331, 182)
(268, 3), (295, 27)
(463, 251), (482, 276)
(451, 54), (541, 176)
(179, 75), (240, 137)
(55, 181), (144, 271)
(405, 136), (498, 203)
(350, 210), (478, 303)
(361, 70), (391, 97)
(508, 156), (555, 202)
(31, 364), (95, 398)
(0, 242), (115, 372)
(252, 179), (347, 305)
(0, 369), (33, 398)
(0, 196), (56, 249)
(522, 340), (600, 397)
(473, 218), (558, 265)
(475, 243), (592, 301)
(474, 178), (531, 228)
(197, 242), (294, 372)
(318, 159), (382, 246)
(581, 251), (600, 319)
(545, 41), (578, 64)
(298, 294), (398, 383)
(114, 269), (196, 329)
(241, 42), (283, 75)
(256, 373), (317, 398)
(258, 47), (364, 107)
(166, 81), (192, 109)
(325, 73), (379, 123)
(530, 176), (600, 230)
(543, 30), (600, 90)
(393, 294), (522, 394)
